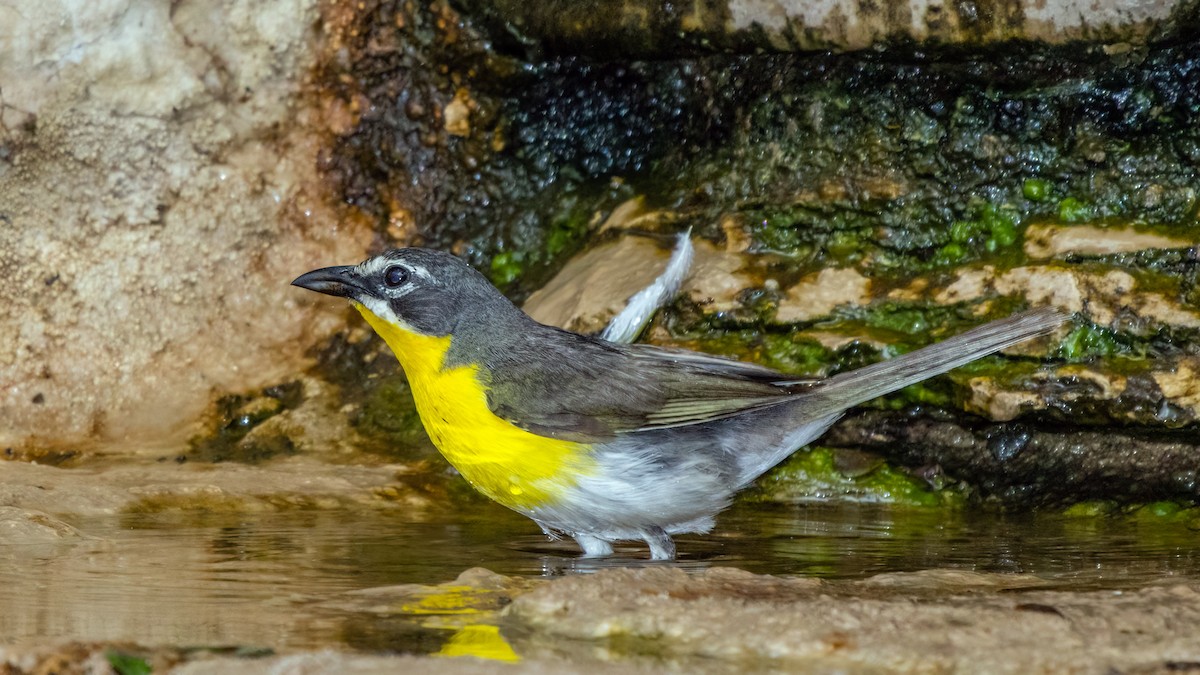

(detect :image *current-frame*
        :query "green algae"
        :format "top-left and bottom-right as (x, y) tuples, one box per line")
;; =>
(749, 447), (961, 507)
(1062, 500), (1119, 518)
(936, 202), (1023, 266)
(1023, 178), (1050, 202)
(1057, 197), (1094, 223)
(489, 251), (525, 286)
(1063, 499), (1200, 525)
(1055, 323), (1130, 361)
(106, 651), (152, 675)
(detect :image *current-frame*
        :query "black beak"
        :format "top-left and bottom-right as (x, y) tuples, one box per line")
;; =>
(292, 265), (364, 299)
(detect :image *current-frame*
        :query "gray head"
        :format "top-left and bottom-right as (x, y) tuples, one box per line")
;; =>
(292, 248), (523, 336)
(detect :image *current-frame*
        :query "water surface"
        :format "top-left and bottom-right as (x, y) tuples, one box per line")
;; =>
(2, 501), (1197, 654)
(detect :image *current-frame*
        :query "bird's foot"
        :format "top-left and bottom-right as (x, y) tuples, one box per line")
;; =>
(644, 527), (676, 561)
(574, 533), (615, 557)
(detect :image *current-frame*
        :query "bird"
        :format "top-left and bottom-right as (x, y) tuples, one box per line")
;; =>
(293, 247), (1064, 560)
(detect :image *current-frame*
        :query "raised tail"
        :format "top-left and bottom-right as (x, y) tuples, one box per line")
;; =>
(800, 306), (1066, 417)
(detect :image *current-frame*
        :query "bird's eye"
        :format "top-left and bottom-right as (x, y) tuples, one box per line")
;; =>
(383, 266), (410, 287)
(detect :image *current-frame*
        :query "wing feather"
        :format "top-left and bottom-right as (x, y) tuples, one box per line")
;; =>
(482, 326), (815, 441)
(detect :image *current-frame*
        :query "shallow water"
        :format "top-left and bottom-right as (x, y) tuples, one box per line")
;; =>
(2, 501), (1198, 655)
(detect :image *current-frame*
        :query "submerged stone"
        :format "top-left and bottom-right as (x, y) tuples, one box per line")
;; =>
(505, 566), (1200, 671)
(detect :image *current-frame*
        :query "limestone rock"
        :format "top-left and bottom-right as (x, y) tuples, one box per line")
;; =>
(0, 0), (372, 452)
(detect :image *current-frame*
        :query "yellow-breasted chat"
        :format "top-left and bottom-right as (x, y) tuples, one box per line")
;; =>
(294, 248), (1064, 560)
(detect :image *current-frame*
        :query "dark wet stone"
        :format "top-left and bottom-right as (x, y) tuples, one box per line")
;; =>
(824, 411), (1200, 505)
(987, 424), (1032, 463)
(832, 448), (886, 478)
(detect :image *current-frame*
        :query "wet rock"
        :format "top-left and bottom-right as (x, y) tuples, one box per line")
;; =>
(986, 424), (1033, 463)
(186, 377), (371, 465)
(823, 411), (1200, 503)
(0, 456), (426, 517)
(457, 0), (1198, 57)
(0, 507), (83, 542)
(0, 0), (372, 453)
(830, 448), (886, 478)
(507, 566), (1200, 671)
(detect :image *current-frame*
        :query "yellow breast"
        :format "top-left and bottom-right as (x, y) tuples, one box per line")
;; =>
(354, 304), (593, 511)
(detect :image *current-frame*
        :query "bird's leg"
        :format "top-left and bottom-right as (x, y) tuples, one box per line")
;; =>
(574, 533), (614, 557)
(643, 527), (676, 561)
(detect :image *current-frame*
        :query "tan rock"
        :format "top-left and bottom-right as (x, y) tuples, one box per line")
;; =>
(933, 266), (996, 305)
(1054, 365), (1129, 401)
(1154, 357), (1200, 415)
(683, 240), (755, 312)
(0, 0), (372, 452)
(964, 378), (1042, 421)
(526, 236), (756, 332)
(0, 455), (422, 518)
(993, 266), (1094, 313)
(775, 267), (871, 323)
(523, 236), (671, 334)
(800, 330), (886, 350)
(443, 87), (474, 137)
(0, 507), (83, 542)
(931, 265), (1200, 328)
(1024, 223), (1193, 259)
(886, 277), (928, 302)
(720, 213), (752, 253)
(596, 196), (648, 232)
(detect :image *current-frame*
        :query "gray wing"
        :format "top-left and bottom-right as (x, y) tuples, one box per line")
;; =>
(482, 327), (816, 443)
(483, 307), (1066, 444)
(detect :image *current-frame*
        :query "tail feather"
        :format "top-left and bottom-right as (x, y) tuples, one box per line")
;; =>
(803, 306), (1066, 417)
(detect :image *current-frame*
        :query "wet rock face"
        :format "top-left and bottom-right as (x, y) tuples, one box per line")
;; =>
(459, 0), (1199, 57)
(323, 4), (1200, 295)
(316, 1), (680, 288)
(319, 5), (1200, 502)
(0, 0), (372, 451)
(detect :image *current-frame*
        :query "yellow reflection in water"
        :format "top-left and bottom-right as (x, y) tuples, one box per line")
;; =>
(400, 586), (486, 615)
(436, 624), (520, 663)
(400, 585), (522, 662)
